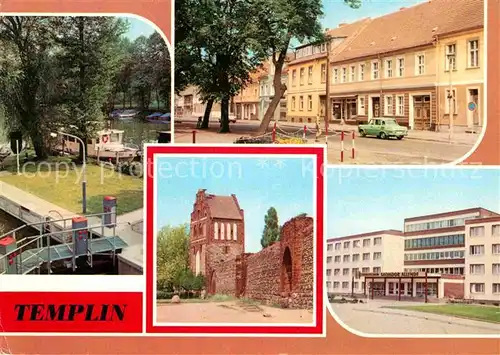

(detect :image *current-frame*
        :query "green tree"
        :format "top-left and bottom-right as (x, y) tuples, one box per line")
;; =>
(50, 16), (127, 161)
(261, 207), (280, 248)
(156, 224), (190, 291)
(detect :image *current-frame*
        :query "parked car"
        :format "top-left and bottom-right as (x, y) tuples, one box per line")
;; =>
(219, 116), (237, 124)
(358, 118), (408, 140)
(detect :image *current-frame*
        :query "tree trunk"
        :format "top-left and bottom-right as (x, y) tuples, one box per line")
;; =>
(122, 92), (126, 108)
(219, 96), (230, 133)
(31, 133), (47, 161)
(156, 89), (160, 110)
(201, 99), (214, 129)
(258, 51), (288, 134)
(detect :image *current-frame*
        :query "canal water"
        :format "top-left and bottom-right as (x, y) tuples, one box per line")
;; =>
(110, 119), (171, 148)
(0, 210), (38, 240)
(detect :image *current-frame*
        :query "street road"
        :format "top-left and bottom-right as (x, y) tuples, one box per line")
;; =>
(174, 117), (475, 165)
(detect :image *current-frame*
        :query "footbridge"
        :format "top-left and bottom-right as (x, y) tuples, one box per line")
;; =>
(0, 209), (128, 275)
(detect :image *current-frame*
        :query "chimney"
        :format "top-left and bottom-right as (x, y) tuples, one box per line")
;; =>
(400, 7), (406, 10)
(338, 23), (347, 27)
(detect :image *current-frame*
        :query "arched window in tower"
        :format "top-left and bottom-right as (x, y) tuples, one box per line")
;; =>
(221, 223), (225, 240)
(227, 223), (231, 239)
(214, 222), (218, 239)
(233, 223), (237, 240)
(195, 249), (201, 275)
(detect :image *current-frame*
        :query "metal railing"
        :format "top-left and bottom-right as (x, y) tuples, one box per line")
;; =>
(0, 212), (119, 275)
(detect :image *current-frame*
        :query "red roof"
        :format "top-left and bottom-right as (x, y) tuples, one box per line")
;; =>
(206, 194), (243, 220)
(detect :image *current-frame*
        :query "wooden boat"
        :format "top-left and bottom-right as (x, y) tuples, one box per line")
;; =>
(54, 129), (140, 163)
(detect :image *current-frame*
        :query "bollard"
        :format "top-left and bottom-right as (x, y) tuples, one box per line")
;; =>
(303, 125), (307, 139)
(72, 216), (88, 271)
(192, 130), (196, 144)
(103, 196), (117, 227)
(340, 131), (345, 163)
(272, 122), (277, 143)
(351, 131), (356, 159)
(0, 236), (18, 274)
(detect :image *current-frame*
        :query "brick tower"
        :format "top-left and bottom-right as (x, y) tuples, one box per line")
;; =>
(189, 189), (245, 294)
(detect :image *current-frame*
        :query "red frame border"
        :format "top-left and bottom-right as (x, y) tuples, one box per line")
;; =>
(145, 145), (325, 335)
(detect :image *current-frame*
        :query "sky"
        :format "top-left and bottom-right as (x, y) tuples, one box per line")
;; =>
(327, 168), (500, 238)
(122, 17), (156, 40)
(155, 156), (316, 253)
(320, 0), (427, 30)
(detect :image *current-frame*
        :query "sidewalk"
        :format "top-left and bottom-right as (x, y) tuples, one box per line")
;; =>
(281, 122), (479, 146)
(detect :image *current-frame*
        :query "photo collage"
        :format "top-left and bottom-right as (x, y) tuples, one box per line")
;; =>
(0, 0), (498, 353)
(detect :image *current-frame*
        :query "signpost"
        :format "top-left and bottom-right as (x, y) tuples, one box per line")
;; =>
(468, 102), (477, 112)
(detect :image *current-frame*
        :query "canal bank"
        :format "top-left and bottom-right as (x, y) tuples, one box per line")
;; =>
(0, 180), (143, 275)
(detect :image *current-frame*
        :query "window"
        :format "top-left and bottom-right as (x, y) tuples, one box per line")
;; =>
(341, 67), (347, 83)
(343, 268), (349, 276)
(358, 97), (366, 116)
(470, 283), (484, 293)
(233, 223), (237, 240)
(292, 70), (296, 86)
(333, 68), (339, 83)
(493, 244), (500, 254)
(352, 268), (359, 278)
(327, 243), (333, 251)
(373, 237), (382, 246)
(396, 95), (404, 116)
(493, 264), (500, 275)
(353, 240), (360, 248)
(445, 43), (457, 71)
(299, 68), (305, 85)
(350, 65), (355, 82)
(363, 239), (370, 247)
(469, 245), (485, 255)
(373, 267), (381, 273)
(416, 54), (425, 75)
(333, 281), (340, 289)
(307, 95), (313, 111)
(469, 264), (485, 275)
(299, 96), (304, 111)
(492, 224), (500, 236)
(373, 252), (382, 260)
(385, 59), (393, 78)
(352, 254), (360, 262)
(307, 66), (313, 84)
(221, 223), (225, 239)
(470, 226), (485, 237)
(344, 241), (350, 248)
(214, 222), (219, 239)
(362, 267), (369, 273)
(359, 64), (365, 80)
(384, 96), (393, 115)
(493, 284), (500, 294)
(223, 245), (229, 254)
(362, 253), (370, 260)
(396, 57), (405, 77)
(342, 281), (349, 289)
(343, 255), (350, 263)
(327, 256), (332, 263)
(334, 268), (340, 275)
(371, 61), (379, 79)
(326, 281), (332, 288)
(353, 282), (359, 289)
(468, 39), (479, 68)
(326, 269), (332, 276)
(335, 242), (341, 250)
(444, 89), (457, 115)
(321, 63), (326, 83)
(334, 256), (341, 263)
(291, 96), (296, 111)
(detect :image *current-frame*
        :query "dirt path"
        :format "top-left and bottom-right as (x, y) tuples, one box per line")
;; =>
(156, 301), (313, 324)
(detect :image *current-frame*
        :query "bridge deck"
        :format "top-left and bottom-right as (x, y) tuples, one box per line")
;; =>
(16, 236), (128, 274)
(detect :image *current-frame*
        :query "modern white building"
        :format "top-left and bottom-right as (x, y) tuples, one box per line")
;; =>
(464, 216), (500, 301)
(327, 207), (500, 303)
(326, 230), (405, 295)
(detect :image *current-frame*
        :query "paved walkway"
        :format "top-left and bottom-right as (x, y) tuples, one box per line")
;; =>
(330, 299), (500, 335)
(0, 180), (143, 268)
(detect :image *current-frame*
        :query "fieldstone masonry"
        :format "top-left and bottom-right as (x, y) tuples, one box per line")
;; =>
(188, 189), (314, 310)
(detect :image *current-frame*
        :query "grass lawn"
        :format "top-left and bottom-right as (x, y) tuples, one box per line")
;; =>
(0, 157), (143, 215)
(387, 304), (500, 324)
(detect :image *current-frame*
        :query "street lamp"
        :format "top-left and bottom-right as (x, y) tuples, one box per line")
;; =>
(50, 131), (87, 214)
(446, 53), (456, 142)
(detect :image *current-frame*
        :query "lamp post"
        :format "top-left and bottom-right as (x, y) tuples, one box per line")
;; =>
(447, 53), (456, 142)
(325, 38), (331, 146)
(50, 131), (87, 214)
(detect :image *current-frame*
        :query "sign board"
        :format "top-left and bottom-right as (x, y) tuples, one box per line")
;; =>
(468, 102), (477, 111)
(359, 272), (425, 278)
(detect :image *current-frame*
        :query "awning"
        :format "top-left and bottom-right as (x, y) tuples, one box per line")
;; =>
(330, 94), (358, 99)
